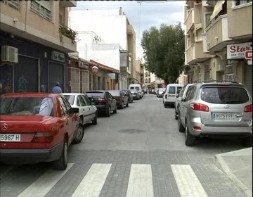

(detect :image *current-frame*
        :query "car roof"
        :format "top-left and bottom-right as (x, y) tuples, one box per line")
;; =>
(62, 93), (87, 96)
(86, 90), (106, 93)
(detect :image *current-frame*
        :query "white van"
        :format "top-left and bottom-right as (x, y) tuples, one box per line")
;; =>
(163, 83), (183, 108)
(129, 84), (143, 98)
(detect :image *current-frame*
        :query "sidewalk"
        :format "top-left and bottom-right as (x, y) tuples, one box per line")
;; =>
(215, 147), (252, 197)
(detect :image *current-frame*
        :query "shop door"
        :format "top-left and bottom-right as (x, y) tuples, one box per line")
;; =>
(48, 62), (64, 92)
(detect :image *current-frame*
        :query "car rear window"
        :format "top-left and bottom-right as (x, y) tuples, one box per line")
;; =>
(86, 92), (104, 98)
(201, 87), (249, 104)
(108, 91), (120, 96)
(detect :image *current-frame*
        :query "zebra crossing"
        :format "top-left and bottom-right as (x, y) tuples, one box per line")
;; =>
(0, 162), (245, 197)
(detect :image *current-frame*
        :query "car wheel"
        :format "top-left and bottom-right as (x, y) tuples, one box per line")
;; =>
(53, 139), (68, 170)
(178, 113), (185, 132)
(92, 113), (98, 125)
(241, 137), (252, 147)
(73, 124), (85, 144)
(175, 107), (178, 120)
(126, 102), (129, 107)
(106, 106), (111, 117)
(113, 105), (117, 114)
(185, 122), (195, 146)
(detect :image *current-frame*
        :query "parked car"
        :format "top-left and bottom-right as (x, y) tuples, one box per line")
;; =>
(62, 93), (98, 125)
(174, 84), (193, 120)
(108, 90), (129, 109)
(86, 90), (117, 117)
(157, 88), (166, 98)
(0, 93), (82, 170)
(163, 84), (183, 108)
(130, 89), (141, 100)
(129, 84), (143, 98)
(122, 89), (134, 103)
(177, 81), (252, 146)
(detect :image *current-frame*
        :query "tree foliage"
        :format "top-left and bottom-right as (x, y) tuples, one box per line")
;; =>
(141, 23), (185, 84)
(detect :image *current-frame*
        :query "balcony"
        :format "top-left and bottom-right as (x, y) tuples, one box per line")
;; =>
(227, 2), (252, 40)
(185, 41), (211, 65)
(59, 0), (76, 7)
(185, 8), (194, 33)
(59, 25), (77, 52)
(204, 14), (231, 53)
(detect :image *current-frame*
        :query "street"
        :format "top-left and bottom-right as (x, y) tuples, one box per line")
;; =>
(0, 94), (247, 197)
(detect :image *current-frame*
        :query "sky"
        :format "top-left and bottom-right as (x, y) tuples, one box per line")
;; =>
(73, 1), (185, 58)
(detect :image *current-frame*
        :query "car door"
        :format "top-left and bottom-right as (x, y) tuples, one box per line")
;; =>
(57, 96), (75, 144)
(82, 95), (96, 122)
(106, 92), (115, 111)
(77, 95), (89, 124)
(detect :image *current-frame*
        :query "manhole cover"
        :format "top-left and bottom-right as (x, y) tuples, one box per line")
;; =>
(118, 129), (145, 134)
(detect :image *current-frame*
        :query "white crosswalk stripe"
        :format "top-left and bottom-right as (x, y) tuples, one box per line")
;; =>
(171, 164), (208, 197)
(71, 163), (111, 197)
(126, 164), (154, 197)
(17, 163), (74, 197)
(12, 163), (210, 197)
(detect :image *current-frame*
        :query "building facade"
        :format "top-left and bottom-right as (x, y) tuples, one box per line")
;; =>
(0, 0), (77, 94)
(184, 0), (252, 95)
(69, 8), (136, 90)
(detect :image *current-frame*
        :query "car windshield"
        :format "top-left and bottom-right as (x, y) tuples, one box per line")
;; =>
(201, 87), (249, 104)
(0, 97), (54, 116)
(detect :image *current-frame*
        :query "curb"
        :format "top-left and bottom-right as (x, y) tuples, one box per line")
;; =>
(215, 154), (252, 197)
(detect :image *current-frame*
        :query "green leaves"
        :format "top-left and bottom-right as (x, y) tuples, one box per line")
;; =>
(141, 23), (185, 84)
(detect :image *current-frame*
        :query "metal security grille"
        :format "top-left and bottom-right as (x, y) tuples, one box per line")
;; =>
(70, 67), (80, 93)
(82, 70), (89, 93)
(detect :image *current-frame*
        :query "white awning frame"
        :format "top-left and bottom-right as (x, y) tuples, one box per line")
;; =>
(210, 0), (225, 21)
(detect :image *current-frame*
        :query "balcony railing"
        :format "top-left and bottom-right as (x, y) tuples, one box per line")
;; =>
(59, 25), (77, 43)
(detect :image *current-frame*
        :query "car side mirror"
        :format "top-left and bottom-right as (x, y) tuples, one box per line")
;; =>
(176, 95), (179, 98)
(69, 107), (79, 114)
(181, 97), (186, 102)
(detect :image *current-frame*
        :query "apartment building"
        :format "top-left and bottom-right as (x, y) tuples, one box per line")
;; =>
(0, 0), (77, 94)
(69, 7), (136, 90)
(184, 0), (252, 95)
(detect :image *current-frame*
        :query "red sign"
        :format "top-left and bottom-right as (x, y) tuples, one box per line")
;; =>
(245, 50), (252, 60)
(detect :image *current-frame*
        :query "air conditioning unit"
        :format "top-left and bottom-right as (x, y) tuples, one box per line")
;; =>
(1, 45), (18, 63)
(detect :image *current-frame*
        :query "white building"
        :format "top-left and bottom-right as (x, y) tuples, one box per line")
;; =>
(69, 8), (136, 89)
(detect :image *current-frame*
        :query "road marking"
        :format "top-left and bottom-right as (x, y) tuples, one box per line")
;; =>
(171, 165), (208, 197)
(18, 163), (74, 197)
(71, 163), (111, 197)
(126, 164), (154, 197)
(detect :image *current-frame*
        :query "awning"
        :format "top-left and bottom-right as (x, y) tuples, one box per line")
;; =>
(210, 0), (225, 21)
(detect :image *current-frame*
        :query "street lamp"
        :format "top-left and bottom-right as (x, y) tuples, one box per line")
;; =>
(91, 65), (99, 90)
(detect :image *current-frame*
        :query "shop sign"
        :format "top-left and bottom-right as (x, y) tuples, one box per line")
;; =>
(51, 51), (65, 62)
(227, 42), (252, 60)
(107, 73), (115, 79)
(244, 50), (252, 60)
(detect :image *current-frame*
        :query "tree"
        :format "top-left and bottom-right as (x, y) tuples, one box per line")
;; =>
(141, 23), (185, 84)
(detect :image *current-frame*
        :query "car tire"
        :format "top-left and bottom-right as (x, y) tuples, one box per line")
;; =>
(113, 106), (117, 114)
(241, 137), (252, 147)
(185, 122), (195, 146)
(92, 113), (98, 125)
(106, 106), (111, 117)
(73, 124), (85, 144)
(53, 139), (68, 170)
(126, 102), (129, 107)
(178, 113), (184, 132)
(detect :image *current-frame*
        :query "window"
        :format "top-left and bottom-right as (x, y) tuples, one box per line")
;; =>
(168, 87), (175, 94)
(77, 95), (86, 106)
(235, 0), (252, 6)
(1, 0), (20, 10)
(30, 0), (52, 21)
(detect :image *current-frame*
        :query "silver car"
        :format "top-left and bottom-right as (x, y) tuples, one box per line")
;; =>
(174, 84), (193, 120)
(178, 81), (252, 146)
(62, 93), (98, 125)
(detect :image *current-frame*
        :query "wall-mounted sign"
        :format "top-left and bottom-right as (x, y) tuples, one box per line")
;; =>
(107, 73), (115, 79)
(227, 42), (252, 60)
(51, 51), (65, 62)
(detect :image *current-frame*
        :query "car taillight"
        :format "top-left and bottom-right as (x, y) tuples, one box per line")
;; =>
(192, 126), (201, 132)
(244, 104), (253, 112)
(32, 132), (54, 143)
(98, 98), (107, 104)
(191, 103), (209, 112)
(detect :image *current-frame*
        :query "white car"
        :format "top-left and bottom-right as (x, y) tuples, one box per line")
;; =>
(62, 93), (98, 126)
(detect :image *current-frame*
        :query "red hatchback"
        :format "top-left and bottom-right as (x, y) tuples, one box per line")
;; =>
(0, 93), (83, 170)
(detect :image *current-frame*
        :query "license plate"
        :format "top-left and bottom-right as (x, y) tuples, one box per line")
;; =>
(0, 134), (21, 142)
(212, 113), (236, 120)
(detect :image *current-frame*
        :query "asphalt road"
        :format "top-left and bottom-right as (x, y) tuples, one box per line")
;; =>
(0, 94), (248, 197)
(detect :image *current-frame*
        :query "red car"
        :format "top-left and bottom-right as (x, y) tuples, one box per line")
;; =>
(0, 93), (83, 170)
